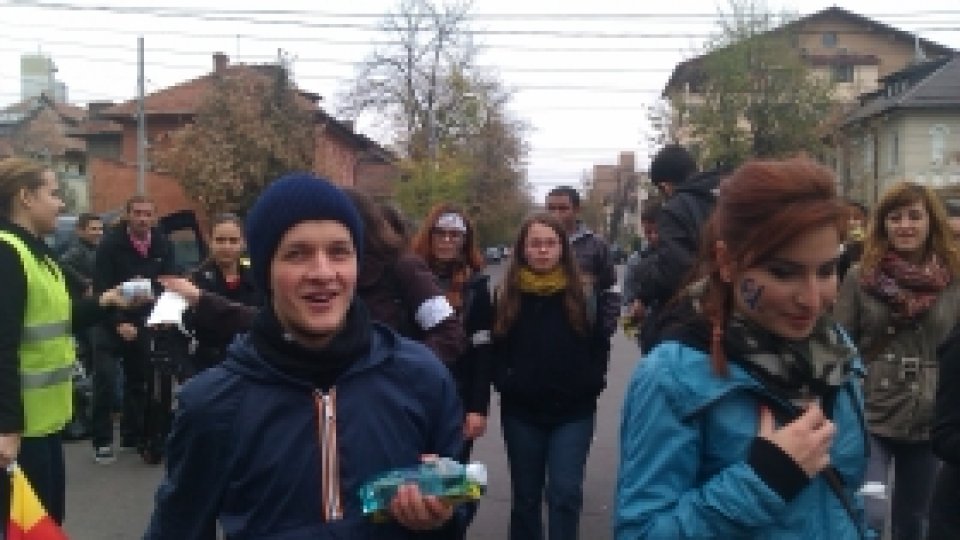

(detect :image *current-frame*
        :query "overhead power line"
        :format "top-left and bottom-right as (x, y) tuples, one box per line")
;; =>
(3, 3), (959, 38)
(6, 3), (960, 21)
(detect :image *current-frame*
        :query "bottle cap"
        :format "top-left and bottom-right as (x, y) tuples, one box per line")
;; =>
(465, 463), (487, 487)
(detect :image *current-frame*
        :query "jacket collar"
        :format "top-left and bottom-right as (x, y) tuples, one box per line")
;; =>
(222, 321), (401, 390)
(569, 221), (594, 243)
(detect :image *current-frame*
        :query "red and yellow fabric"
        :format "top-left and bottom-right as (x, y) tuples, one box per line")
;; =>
(6, 466), (68, 540)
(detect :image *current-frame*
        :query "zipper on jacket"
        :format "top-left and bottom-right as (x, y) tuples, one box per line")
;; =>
(315, 389), (343, 521)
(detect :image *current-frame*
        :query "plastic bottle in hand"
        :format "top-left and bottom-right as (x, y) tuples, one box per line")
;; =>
(359, 458), (487, 520)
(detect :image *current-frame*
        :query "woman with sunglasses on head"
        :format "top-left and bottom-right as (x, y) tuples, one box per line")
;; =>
(492, 213), (610, 540)
(410, 203), (493, 540)
(615, 157), (867, 539)
(835, 181), (960, 540)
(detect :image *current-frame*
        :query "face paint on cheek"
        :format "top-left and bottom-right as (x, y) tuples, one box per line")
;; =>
(739, 278), (765, 311)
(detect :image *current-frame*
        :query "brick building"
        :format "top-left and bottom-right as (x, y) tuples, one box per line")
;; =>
(76, 52), (396, 217)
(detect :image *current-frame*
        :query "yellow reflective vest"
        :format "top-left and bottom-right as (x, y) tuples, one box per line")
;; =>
(0, 231), (74, 437)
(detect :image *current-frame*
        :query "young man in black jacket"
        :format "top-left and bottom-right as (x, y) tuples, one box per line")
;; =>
(90, 195), (176, 464)
(545, 186), (620, 336)
(627, 145), (723, 351)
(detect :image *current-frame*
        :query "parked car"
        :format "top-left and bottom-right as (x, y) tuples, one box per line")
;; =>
(485, 246), (502, 263)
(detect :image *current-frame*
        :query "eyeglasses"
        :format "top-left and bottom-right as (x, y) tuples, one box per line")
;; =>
(526, 238), (559, 250)
(545, 204), (571, 212)
(431, 228), (465, 242)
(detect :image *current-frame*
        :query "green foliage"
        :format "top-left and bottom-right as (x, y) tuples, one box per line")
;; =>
(395, 152), (470, 218)
(681, 0), (834, 169)
(154, 66), (314, 216)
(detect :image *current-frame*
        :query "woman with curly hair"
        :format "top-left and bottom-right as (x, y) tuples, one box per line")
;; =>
(836, 181), (960, 540)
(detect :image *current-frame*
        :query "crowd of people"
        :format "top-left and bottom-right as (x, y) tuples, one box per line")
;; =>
(2, 145), (960, 539)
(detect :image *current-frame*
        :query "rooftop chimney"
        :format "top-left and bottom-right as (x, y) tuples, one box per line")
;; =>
(213, 52), (229, 74)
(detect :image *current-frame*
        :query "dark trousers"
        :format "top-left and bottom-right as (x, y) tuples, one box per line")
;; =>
(1, 434), (65, 526)
(928, 463), (960, 540)
(865, 435), (939, 540)
(90, 325), (147, 448)
(501, 413), (595, 540)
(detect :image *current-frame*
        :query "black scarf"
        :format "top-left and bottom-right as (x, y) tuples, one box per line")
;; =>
(250, 299), (372, 391)
(724, 314), (857, 403)
(658, 293), (856, 403)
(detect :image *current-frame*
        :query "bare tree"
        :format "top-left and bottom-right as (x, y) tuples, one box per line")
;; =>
(341, 0), (474, 160)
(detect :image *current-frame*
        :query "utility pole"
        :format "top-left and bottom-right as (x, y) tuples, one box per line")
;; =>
(136, 36), (146, 195)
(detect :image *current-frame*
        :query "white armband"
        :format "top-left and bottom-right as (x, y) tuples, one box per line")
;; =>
(471, 329), (491, 346)
(415, 296), (455, 330)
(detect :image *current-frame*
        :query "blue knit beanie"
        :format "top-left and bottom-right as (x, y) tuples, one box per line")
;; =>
(244, 172), (364, 294)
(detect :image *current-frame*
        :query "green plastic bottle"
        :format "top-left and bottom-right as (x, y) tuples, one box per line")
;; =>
(359, 458), (487, 521)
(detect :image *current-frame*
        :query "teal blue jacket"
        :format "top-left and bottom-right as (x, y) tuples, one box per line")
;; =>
(615, 341), (867, 539)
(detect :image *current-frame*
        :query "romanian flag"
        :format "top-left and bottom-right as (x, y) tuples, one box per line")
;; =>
(6, 465), (68, 540)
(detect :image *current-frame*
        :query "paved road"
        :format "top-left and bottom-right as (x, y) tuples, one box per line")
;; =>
(61, 263), (639, 539)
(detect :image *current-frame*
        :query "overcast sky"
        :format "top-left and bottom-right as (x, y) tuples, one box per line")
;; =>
(3, 0), (960, 200)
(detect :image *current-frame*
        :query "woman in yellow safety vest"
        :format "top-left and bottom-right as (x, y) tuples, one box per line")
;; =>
(0, 157), (131, 524)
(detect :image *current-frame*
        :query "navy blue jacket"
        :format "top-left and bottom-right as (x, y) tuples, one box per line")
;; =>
(144, 324), (463, 540)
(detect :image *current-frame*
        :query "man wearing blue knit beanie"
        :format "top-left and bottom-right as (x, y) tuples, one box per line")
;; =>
(146, 173), (463, 539)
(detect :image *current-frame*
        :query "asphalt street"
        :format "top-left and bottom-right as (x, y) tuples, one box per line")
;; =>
(60, 263), (640, 539)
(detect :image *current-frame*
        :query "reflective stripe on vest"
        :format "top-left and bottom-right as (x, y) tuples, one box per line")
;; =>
(22, 320), (70, 343)
(21, 364), (73, 389)
(0, 231), (74, 437)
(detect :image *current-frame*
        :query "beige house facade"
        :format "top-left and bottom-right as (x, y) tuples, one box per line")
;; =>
(662, 7), (954, 160)
(834, 57), (960, 205)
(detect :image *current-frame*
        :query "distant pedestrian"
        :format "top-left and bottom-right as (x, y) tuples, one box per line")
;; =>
(492, 213), (611, 540)
(90, 195), (177, 465)
(835, 181), (960, 540)
(622, 197), (662, 348)
(546, 186), (620, 337)
(60, 212), (104, 295)
(184, 213), (259, 374)
(411, 203), (494, 539)
(625, 144), (723, 352)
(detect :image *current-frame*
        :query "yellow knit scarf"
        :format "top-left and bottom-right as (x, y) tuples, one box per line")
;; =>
(518, 266), (568, 295)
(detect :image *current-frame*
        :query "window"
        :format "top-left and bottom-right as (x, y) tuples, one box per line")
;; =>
(931, 125), (950, 165)
(887, 131), (899, 171)
(832, 65), (854, 83)
(822, 32), (838, 48)
(863, 133), (875, 179)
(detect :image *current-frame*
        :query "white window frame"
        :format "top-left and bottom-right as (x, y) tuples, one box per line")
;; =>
(931, 124), (949, 165)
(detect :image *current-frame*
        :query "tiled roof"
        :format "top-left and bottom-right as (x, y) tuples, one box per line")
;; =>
(664, 6), (955, 94)
(100, 63), (315, 119)
(844, 56), (960, 125)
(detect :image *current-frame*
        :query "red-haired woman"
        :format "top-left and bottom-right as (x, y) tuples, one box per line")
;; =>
(411, 203), (493, 540)
(615, 157), (866, 539)
(835, 182), (960, 540)
(492, 213), (610, 540)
